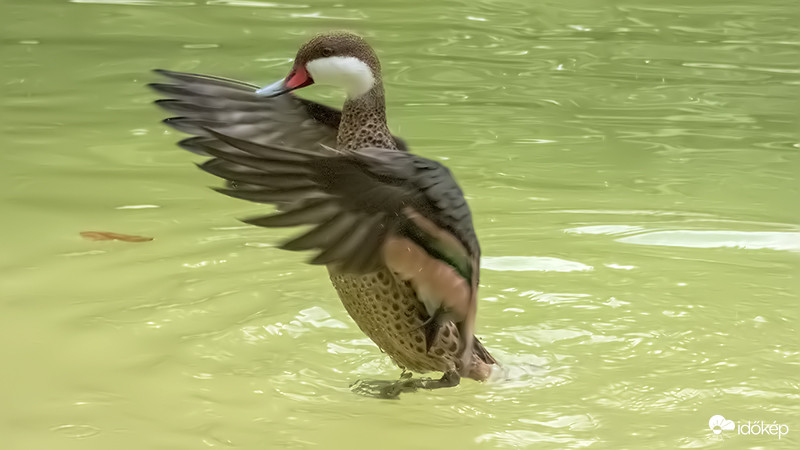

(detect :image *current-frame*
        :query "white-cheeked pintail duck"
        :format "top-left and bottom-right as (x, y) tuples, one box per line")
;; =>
(150, 31), (496, 396)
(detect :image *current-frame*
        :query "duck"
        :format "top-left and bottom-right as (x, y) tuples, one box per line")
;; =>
(149, 31), (496, 396)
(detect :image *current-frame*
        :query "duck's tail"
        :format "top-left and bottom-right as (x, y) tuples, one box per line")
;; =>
(464, 336), (496, 381)
(473, 337), (496, 365)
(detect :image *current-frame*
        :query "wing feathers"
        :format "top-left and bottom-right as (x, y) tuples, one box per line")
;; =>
(280, 212), (358, 251)
(151, 70), (477, 280)
(206, 128), (323, 160)
(199, 131), (478, 278)
(309, 213), (385, 266)
(243, 198), (339, 228)
(340, 216), (386, 273)
(199, 160), (313, 189)
(153, 69), (258, 90)
(212, 186), (325, 204)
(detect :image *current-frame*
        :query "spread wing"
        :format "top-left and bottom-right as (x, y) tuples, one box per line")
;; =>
(150, 69), (491, 370)
(194, 129), (480, 283)
(148, 69), (407, 156)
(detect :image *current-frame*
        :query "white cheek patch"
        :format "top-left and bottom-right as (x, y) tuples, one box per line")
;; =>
(306, 56), (375, 98)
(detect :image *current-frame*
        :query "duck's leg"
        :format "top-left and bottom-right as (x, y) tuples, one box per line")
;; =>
(423, 318), (440, 353)
(350, 378), (416, 399)
(381, 370), (461, 397)
(417, 370), (461, 390)
(351, 370), (461, 399)
(409, 308), (443, 353)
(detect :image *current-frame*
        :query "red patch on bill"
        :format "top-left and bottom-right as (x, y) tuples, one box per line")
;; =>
(286, 66), (314, 89)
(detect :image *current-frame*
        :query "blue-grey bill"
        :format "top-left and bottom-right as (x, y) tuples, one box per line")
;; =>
(255, 79), (289, 97)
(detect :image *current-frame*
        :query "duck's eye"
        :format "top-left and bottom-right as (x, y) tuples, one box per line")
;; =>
(321, 47), (334, 57)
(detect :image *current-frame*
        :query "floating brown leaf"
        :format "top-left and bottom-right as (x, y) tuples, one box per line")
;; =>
(80, 231), (153, 242)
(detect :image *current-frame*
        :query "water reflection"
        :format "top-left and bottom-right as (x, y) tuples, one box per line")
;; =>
(617, 230), (800, 252)
(483, 256), (593, 272)
(2, 0), (798, 447)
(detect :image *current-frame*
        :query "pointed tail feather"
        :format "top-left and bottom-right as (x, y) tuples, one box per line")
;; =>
(472, 337), (496, 365)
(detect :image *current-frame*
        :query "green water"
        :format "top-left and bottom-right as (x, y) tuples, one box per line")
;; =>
(1, 0), (798, 448)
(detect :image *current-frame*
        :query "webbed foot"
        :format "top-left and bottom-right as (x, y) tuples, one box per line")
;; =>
(350, 378), (422, 399)
(350, 371), (461, 399)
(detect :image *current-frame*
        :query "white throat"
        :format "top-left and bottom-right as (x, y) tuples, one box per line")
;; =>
(305, 56), (376, 98)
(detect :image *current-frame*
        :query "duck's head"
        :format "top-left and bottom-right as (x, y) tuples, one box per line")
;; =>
(257, 32), (380, 99)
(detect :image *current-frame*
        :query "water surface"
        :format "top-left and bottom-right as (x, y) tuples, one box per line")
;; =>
(1, 0), (798, 448)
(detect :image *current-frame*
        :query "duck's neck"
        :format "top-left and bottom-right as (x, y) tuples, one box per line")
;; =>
(337, 84), (397, 151)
